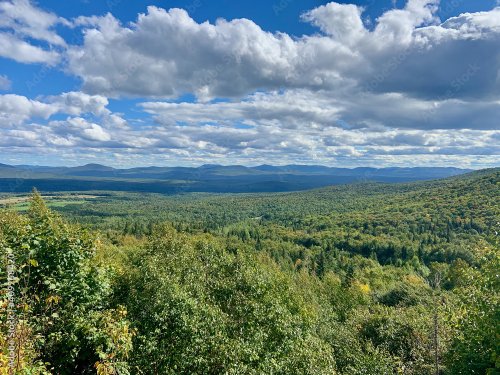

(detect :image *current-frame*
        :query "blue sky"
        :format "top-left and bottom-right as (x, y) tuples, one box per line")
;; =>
(0, 0), (499, 167)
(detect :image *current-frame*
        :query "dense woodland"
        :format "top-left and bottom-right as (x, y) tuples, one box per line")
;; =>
(0, 168), (498, 374)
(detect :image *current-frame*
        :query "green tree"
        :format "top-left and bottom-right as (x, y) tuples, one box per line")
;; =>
(0, 191), (133, 374)
(121, 225), (336, 374)
(445, 247), (499, 374)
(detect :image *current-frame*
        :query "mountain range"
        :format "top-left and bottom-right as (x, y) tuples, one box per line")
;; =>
(0, 163), (472, 194)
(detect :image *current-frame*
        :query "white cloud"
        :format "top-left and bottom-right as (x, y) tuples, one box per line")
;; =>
(141, 89), (500, 131)
(1, 114), (496, 167)
(0, 94), (58, 125)
(373, 0), (440, 44)
(440, 7), (500, 36)
(64, 118), (112, 142)
(67, 8), (301, 99)
(0, 0), (67, 64)
(66, 1), (500, 102)
(140, 90), (341, 129)
(48, 91), (110, 116)
(0, 1), (498, 167)
(0, 32), (60, 64)
(0, 91), (127, 130)
(0, 89), (497, 168)
(82, 124), (111, 142)
(0, 0), (67, 45)
(301, 2), (367, 45)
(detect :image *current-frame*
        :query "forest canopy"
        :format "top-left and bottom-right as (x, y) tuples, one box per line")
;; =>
(0, 169), (499, 374)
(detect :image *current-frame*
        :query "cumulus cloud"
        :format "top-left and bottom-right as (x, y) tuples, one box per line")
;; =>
(0, 94), (58, 126)
(0, 0), (67, 64)
(66, 1), (500, 102)
(0, 91), (127, 129)
(54, 117), (112, 142)
(6, 89), (495, 167)
(47, 91), (110, 116)
(0, 32), (60, 64)
(67, 8), (300, 99)
(0, 1), (498, 167)
(301, 2), (367, 45)
(2, 111), (497, 168)
(372, 0), (440, 43)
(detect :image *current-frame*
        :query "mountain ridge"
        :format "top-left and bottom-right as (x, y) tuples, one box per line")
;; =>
(0, 162), (478, 194)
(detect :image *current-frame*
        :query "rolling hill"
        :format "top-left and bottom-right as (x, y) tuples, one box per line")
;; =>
(0, 163), (471, 194)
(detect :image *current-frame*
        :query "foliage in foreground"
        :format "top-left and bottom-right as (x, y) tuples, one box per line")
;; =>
(0, 191), (133, 374)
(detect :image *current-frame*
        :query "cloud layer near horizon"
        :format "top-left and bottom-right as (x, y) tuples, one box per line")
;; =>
(0, 0), (499, 167)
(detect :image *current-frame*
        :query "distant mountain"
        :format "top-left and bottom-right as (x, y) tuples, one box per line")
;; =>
(68, 163), (116, 172)
(0, 163), (474, 194)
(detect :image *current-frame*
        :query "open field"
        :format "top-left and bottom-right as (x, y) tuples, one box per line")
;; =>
(0, 194), (101, 211)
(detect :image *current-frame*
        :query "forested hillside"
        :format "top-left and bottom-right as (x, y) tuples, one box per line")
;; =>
(0, 163), (469, 194)
(0, 169), (498, 374)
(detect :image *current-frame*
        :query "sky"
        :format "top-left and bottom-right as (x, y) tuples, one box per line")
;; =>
(0, 0), (499, 168)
